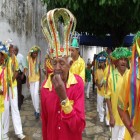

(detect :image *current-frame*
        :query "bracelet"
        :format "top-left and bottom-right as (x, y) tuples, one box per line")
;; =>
(61, 98), (68, 106)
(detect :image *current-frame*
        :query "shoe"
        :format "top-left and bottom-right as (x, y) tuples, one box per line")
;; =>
(35, 112), (40, 119)
(105, 119), (110, 126)
(17, 133), (26, 139)
(100, 118), (104, 122)
(3, 134), (9, 140)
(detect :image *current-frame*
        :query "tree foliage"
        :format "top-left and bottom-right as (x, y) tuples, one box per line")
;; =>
(42, 0), (140, 46)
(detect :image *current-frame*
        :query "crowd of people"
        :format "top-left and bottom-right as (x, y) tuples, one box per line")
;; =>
(0, 7), (140, 140)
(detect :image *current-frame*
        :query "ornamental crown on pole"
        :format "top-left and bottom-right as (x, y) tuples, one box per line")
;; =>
(41, 8), (77, 58)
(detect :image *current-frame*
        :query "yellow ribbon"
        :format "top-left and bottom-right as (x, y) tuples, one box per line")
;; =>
(0, 95), (4, 113)
(136, 40), (140, 56)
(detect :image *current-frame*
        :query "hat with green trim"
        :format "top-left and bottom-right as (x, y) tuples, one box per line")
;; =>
(110, 47), (132, 60)
(29, 45), (41, 54)
(71, 38), (79, 48)
(96, 51), (108, 62)
(71, 31), (80, 48)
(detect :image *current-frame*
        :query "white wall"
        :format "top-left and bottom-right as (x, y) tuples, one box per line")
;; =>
(0, 0), (48, 98)
(0, 0), (47, 62)
(80, 45), (103, 65)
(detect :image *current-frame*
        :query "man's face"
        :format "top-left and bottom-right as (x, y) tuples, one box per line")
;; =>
(70, 47), (79, 59)
(31, 51), (38, 58)
(9, 45), (15, 56)
(51, 57), (70, 82)
(99, 61), (105, 68)
(14, 48), (18, 56)
(0, 53), (5, 64)
(117, 58), (127, 72)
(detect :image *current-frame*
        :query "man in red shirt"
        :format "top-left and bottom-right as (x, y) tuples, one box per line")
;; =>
(40, 8), (85, 140)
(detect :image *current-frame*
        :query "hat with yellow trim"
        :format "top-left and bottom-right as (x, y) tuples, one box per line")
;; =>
(29, 45), (41, 54)
(41, 8), (77, 58)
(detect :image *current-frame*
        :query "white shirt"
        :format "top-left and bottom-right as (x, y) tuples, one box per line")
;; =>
(16, 53), (25, 72)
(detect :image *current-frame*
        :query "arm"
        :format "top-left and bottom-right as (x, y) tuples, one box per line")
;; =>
(39, 66), (41, 87)
(24, 57), (30, 88)
(61, 79), (85, 133)
(12, 71), (18, 82)
(12, 57), (19, 82)
(106, 99), (115, 127)
(0, 90), (3, 95)
(117, 76), (140, 139)
(94, 71), (101, 91)
(21, 55), (26, 79)
(85, 68), (87, 82)
(24, 68), (30, 89)
(106, 76), (115, 127)
(79, 61), (85, 82)
(117, 107), (140, 139)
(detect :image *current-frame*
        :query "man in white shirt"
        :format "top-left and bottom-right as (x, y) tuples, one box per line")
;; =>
(14, 46), (26, 110)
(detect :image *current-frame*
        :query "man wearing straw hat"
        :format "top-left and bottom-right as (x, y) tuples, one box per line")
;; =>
(25, 45), (41, 119)
(41, 8), (85, 140)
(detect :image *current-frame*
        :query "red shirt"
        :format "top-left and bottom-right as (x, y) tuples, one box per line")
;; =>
(41, 74), (85, 140)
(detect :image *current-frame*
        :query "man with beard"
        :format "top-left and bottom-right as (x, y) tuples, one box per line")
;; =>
(118, 31), (140, 140)
(105, 47), (132, 140)
(40, 8), (85, 140)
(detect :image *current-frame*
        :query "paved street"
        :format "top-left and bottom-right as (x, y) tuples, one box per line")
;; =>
(8, 87), (110, 140)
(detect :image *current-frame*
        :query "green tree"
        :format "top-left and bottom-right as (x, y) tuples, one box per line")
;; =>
(41, 0), (140, 46)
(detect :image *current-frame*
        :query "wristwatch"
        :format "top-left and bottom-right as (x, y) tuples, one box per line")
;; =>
(61, 98), (68, 106)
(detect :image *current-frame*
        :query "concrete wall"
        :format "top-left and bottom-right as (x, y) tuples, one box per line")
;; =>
(80, 45), (103, 65)
(0, 0), (48, 98)
(0, 0), (47, 61)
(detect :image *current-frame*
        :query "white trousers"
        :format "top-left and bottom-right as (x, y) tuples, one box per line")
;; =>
(29, 81), (40, 113)
(0, 113), (4, 140)
(85, 82), (91, 98)
(3, 87), (23, 135)
(111, 125), (125, 140)
(97, 94), (104, 121)
(105, 103), (109, 125)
